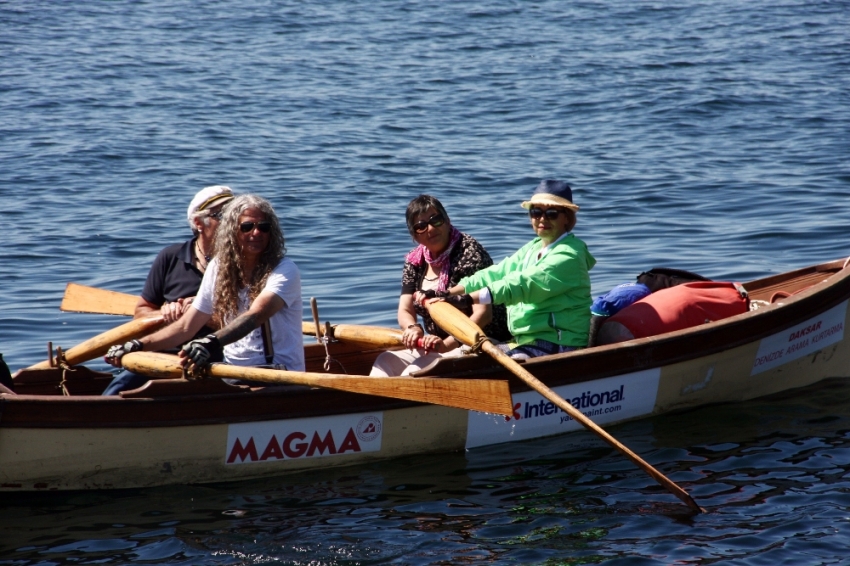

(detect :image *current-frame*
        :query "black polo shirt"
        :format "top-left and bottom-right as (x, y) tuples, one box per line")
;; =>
(141, 238), (213, 337)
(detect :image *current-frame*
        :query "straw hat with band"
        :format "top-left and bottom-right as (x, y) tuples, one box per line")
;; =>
(521, 180), (579, 212)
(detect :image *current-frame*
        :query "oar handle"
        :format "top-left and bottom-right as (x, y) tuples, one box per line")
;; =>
(427, 301), (482, 347)
(331, 324), (404, 348)
(27, 315), (164, 370)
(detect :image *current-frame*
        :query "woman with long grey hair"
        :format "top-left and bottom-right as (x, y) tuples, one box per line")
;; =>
(104, 194), (304, 387)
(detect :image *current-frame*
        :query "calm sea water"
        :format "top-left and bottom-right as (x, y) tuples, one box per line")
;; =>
(2, 0), (850, 563)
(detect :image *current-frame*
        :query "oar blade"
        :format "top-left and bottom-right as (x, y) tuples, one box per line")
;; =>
(60, 282), (138, 316)
(313, 375), (513, 415)
(122, 352), (514, 416)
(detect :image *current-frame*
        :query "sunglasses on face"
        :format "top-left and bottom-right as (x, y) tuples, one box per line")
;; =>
(528, 207), (564, 221)
(239, 221), (272, 233)
(413, 214), (445, 234)
(208, 211), (223, 221)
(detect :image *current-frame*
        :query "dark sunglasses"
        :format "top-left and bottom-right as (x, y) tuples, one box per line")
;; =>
(208, 211), (223, 221)
(239, 221), (272, 233)
(528, 207), (564, 221)
(413, 214), (445, 234)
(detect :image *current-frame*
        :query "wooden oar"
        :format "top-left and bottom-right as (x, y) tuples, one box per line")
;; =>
(122, 351), (514, 415)
(62, 282), (405, 346)
(27, 316), (165, 370)
(61, 282), (137, 316)
(327, 324), (404, 348)
(426, 300), (705, 514)
(62, 282), (320, 333)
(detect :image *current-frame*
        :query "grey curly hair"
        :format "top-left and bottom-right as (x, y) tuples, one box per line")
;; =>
(211, 194), (286, 323)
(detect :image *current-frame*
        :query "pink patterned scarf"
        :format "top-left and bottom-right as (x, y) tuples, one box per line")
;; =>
(405, 226), (462, 292)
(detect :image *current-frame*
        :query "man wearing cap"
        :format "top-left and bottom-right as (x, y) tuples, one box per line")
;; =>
(419, 180), (596, 359)
(102, 185), (234, 395)
(134, 185), (234, 325)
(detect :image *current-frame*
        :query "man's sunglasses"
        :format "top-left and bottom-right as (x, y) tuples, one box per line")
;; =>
(413, 214), (445, 234)
(528, 207), (564, 221)
(239, 221), (272, 233)
(208, 211), (223, 221)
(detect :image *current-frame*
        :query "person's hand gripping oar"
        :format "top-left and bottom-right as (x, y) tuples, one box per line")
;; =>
(424, 298), (705, 514)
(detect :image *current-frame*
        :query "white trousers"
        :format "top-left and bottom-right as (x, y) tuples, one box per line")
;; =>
(369, 346), (466, 377)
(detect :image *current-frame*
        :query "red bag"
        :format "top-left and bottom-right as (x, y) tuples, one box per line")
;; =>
(601, 281), (749, 341)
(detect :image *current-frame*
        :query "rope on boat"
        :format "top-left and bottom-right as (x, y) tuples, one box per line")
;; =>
(321, 334), (333, 372)
(54, 347), (74, 396)
(319, 323), (347, 374)
(182, 363), (208, 381)
(843, 256), (850, 270)
(322, 336), (345, 373)
(468, 336), (493, 355)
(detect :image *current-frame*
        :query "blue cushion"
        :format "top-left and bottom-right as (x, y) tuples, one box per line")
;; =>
(591, 283), (651, 317)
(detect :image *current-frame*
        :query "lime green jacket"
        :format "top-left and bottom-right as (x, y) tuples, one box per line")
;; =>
(459, 233), (596, 347)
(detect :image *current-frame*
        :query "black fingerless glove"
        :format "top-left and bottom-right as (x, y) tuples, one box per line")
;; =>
(420, 289), (450, 300)
(181, 334), (223, 370)
(446, 294), (473, 309)
(104, 339), (143, 365)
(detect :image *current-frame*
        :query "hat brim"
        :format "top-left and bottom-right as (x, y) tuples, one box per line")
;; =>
(197, 193), (234, 212)
(521, 193), (579, 211)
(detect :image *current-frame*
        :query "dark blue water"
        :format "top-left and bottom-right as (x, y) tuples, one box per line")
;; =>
(2, 0), (850, 563)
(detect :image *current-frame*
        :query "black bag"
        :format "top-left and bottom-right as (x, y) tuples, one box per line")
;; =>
(636, 267), (711, 293)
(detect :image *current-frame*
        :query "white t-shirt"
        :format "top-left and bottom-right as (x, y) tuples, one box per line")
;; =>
(193, 257), (305, 371)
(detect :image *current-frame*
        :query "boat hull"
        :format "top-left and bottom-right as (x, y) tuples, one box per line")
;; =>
(0, 404), (466, 490)
(3, 259), (849, 491)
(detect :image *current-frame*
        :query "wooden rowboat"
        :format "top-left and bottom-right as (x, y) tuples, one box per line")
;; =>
(2, 257), (849, 491)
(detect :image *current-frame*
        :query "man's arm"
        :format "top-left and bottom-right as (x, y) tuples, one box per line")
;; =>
(135, 296), (196, 323)
(214, 291), (285, 346)
(134, 297), (160, 318)
(142, 305), (211, 351)
(179, 291), (286, 373)
(104, 304), (211, 368)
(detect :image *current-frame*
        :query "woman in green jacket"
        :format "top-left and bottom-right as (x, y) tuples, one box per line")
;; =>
(417, 180), (596, 360)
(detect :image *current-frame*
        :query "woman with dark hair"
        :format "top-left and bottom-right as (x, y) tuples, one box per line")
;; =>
(103, 194), (304, 389)
(423, 180), (596, 360)
(370, 194), (509, 376)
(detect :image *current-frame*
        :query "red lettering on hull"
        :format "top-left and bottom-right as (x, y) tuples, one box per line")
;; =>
(227, 438), (259, 464)
(228, 427), (363, 463)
